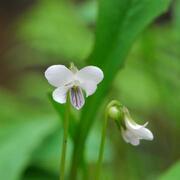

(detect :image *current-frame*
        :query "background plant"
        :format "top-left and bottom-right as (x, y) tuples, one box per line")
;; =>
(0, 0), (179, 180)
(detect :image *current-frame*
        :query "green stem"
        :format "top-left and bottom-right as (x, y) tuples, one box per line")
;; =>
(60, 97), (70, 180)
(95, 111), (108, 180)
(69, 126), (85, 180)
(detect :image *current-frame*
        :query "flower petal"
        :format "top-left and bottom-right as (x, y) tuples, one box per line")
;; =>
(121, 128), (140, 146)
(130, 138), (140, 146)
(45, 65), (74, 87)
(125, 118), (153, 141)
(70, 87), (85, 110)
(121, 128), (130, 143)
(125, 117), (144, 130)
(80, 81), (97, 97)
(76, 66), (104, 85)
(52, 87), (68, 104)
(135, 127), (154, 140)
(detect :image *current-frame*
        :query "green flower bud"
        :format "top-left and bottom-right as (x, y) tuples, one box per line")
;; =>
(106, 100), (123, 129)
(108, 106), (121, 121)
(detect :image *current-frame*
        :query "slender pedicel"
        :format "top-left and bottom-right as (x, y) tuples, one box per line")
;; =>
(60, 94), (70, 180)
(95, 100), (122, 180)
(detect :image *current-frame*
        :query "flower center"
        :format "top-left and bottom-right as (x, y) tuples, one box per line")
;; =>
(65, 80), (80, 88)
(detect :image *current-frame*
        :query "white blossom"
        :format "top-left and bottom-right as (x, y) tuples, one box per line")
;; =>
(45, 64), (104, 110)
(121, 108), (153, 146)
(121, 107), (154, 146)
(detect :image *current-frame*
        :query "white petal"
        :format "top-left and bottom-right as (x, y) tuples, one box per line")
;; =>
(125, 118), (153, 141)
(70, 87), (85, 110)
(76, 66), (104, 85)
(45, 65), (74, 87)
(121, 128), (130, 143)
(121, 128), (140, 146)
(130, 138), (140, 146)
(125, 117), (144, 130)
(52, 87), (68, 104)
(80, 81), (97, 97)
(135, 127), (154, 140)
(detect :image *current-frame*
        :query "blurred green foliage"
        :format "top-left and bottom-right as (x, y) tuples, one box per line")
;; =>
(0, 0), (179, 179)
(18, 0), (93, 63)
(159, 161), (180, 180)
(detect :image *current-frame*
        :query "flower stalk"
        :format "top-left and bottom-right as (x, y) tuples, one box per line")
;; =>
(95, 110), (108, 180)
(95, 101), (122, 180)
(95, 100), (153, 179)
(60, 95), (70, 180)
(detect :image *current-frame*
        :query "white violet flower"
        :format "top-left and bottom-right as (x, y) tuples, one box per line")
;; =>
(45, 63), (104, 110)
(121, 108), (154, 146)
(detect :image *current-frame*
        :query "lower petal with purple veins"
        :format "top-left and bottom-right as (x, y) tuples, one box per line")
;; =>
(70, 87), (85, 110)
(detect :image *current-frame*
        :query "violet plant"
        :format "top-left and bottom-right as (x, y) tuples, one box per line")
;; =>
(45, 63), (103, 179)
(42, 0), (171, 179)
(0, 0), (178, 180)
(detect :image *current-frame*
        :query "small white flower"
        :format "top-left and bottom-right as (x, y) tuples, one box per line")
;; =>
(121, 108), (153, 146)
(45, 64), (104, 110)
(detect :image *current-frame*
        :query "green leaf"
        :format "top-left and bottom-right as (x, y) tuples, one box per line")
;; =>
(115, 64), (160, 111)
(31, 130), (73, 175)
(77, 0), (97, 24)
(0, 117), (58, 180)
(81, 0), (171, 144)
(31, 126), (112, 174)
(17, 0), (93, 64)
(72, 0), (171, 174)
(173, 0), (180, 32)
(158, 161), (180, 180)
